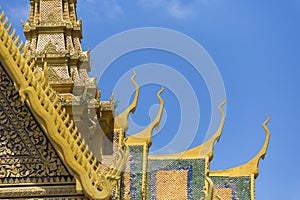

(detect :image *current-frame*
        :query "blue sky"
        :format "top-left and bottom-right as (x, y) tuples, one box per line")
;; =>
(2, 0), (300, 199)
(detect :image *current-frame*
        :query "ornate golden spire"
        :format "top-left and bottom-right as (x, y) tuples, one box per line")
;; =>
(22, 0), (116, 159)
(23, 0), (90, 93)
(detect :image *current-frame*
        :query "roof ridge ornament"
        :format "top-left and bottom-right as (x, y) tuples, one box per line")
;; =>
(210, 116), (270, 178)
(126, 86), (165, 147)
(148, 99), (226, 160)
(114, 70), (140, 132)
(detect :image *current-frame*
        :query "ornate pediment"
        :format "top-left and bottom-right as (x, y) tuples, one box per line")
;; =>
(42, 42), (59, 54)
(38, 42), (68, 58)
(0, 62), (73, 184)
(40, 11), (65, 26)
(46, 66), (64, 82)
(46, 12), (59, 23)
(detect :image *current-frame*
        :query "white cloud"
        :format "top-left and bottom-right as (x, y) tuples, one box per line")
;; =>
(166, 1), (195, 20)
(139, 0), (196, 20)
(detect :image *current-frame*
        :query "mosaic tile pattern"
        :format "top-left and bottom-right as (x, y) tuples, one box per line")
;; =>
(213, 188), (232, 199)
(37, 33), (65, 52)
(156, 169), (188, 199)
(40, 0), (63, 22)
(120, 145), (144, 200)
(211, 176), (252, 200)
(147, 159), (206, 200)
(66, 35), (75, 55)
(121, 167), (131, 199)
(45, 66), (71, 84)
(73, 38), (82, 52)
(29, 37), (37, 53)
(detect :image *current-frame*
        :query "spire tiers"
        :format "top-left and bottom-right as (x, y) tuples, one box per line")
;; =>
(27, 0), (79, 25)
(22, 0), (94, 100)
(23, 0), (85, 66)
(22, 0), (115, 159)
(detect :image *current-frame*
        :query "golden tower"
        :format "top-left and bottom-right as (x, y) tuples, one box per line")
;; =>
(23, 0), (115, 159)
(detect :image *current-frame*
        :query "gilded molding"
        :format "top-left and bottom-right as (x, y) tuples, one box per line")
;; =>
(251, 174), (255, 200)
(209, 116), (270, 178)
(0, 10), (128, 200)
(0, 185), (84, 199)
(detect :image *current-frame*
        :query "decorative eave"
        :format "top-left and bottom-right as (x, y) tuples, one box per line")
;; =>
(148, 99), (226, 160)
(32, 51), (88, 63)
(209, 116), (270, 178)
(22, 21), (83, 38)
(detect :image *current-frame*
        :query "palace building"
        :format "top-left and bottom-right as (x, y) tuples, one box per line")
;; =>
(0, 0), (269, 199)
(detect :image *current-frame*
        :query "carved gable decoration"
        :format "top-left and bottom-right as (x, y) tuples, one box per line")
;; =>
(46, 12), (60, 23)
(39, 41), (68, 58)
(46, 66), (61, 82)
(42, 42), (59, 54)
(0, 62), (74, 184)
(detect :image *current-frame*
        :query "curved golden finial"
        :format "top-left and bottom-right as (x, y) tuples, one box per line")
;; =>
(210, 116), (270, 178)
(241, 115), (270, 178)
(250, 116), (270, 163)
(148, 99), (226, 160)
(198, 98), (226, 159)
(126, 86), (165, 147)
(114, 70), (139, 132)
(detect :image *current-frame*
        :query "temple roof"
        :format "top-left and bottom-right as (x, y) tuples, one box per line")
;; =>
(0, 9), (127, 199)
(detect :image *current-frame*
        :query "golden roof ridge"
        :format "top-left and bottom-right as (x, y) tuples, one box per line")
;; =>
(0, 10), (127, 200)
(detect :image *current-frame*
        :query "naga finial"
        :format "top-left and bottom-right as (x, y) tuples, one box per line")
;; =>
(114, 70), (139, 132)
(209, 115), (271, 178)
(126, 86), (165, 147)
(148, 99), (225, 160)
(245, 115), (270, 178)
(199, 98), (226, 159)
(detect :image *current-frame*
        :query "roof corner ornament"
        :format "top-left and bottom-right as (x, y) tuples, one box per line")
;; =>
(147, 98), (225, 160)
(246, 115), (270, 178)
(199, 98), (226, 159)
(127, 86), (165, 147)
(114, 70), (140, 132)
(209, 115), (270, 178)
